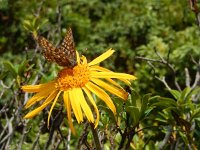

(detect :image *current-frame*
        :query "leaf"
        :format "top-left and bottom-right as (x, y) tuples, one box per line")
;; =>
(140, 93), (151, 118)
(180, 87), (191, 103)
(185, 87), (200, 103)
(126, 106), (140, 126)
(3, 61), (17, 78)
(179, 131), (189, 145)
(39, 19), (49, 30)
(130, 89), (141, 107)
(169, 89), (181, 100)
(190, 108), (200, 121)
(148, 95), (160, 104)
(151, 97), (177, 109)
(98, 105), (116, 123)
(18, 60), (28, 76)
(144, 107), (154, 117)
(0, 71), (8, 80)
(23, 20), (32, 31)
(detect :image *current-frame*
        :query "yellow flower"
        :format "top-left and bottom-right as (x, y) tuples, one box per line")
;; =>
(22, 49), (136, 134)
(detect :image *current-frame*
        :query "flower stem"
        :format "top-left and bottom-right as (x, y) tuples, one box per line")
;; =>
(90, 123), (102, 150)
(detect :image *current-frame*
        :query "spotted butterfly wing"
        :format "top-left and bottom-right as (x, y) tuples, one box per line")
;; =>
(36, 36), (57, 63)
(55, 27), (77, 67)
(35, 27), (77, 68)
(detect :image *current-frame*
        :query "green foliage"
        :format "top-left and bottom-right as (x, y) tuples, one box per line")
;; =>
(149, 87), (200, 149)
(1, 0), (200, 149)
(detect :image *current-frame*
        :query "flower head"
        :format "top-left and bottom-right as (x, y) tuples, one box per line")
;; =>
(22, 49), (136, 134)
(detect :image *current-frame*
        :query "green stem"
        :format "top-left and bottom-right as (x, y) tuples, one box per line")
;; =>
(90, 123), (102, 150)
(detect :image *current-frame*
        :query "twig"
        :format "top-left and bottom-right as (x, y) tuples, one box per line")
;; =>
(154, 49), (181, 90)
(135, 55), (181, 91)
(118, 113), (130, 150)
(135, 56), (164, 63)
(189, 0), (200, 28)
(185, 68), (191, 87)
(159, 125), (172, 150)
(34, 0), (45, 17)
(155, 76), (171, 90)
(147, 61), (171, 90)
(31, 122), (44, 150)
(125, 128), (135, 150)
(67, 129), (71, 150)
(77, 121), (89, 149)
(90, 123), (102, 150)
(0, 115), (14, 145)
(44, 110), (64, 150)
(191, 60), (200, 88)
(18, 120), (29, 150)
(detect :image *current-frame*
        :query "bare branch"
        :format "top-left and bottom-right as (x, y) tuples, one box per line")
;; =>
(135, 52), (181, 91)
(135, 57), (173, 90)
(159, 126), (173, 150)
(155, 76), (171, 90)
(135, 56), (164, 63)
(185, 68), (191, 87)
(192, 71), (200, 89)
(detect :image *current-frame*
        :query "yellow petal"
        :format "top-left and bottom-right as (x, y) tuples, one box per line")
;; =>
(91, 78), (128, 100)
(25, 87), (55, 109)
(24, 90), (58, 119)
(85, 82), (116, 114)
(82, 87), (99, 128)
(90, 65), (112, 72)
(69, 88), (83, 123)
(76, 88), (94, 123)
(47, 91), (61, 127)
(63, 91), (76, 135)
(90, 66), (132, 85)
(22, 81), (56, 93)
(88, 49), (115, 66)
(105, 78), (123, 89)
(76, 51), (80, 64)
(91, 72), (137, 80)
(81, 56), (87, 64)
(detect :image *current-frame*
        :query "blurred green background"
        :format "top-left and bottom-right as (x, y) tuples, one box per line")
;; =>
(1, 0), (200, 149)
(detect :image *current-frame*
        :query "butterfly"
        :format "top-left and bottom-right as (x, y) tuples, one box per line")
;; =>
(34, 27), (77, 68)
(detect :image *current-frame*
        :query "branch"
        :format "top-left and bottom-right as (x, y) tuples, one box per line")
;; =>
(159, 126), (173, 150)
(189, 0), (200, 28)
(135, 54), (181, 91)
(191, 58), (200, 88)
(185, 68), (191, 87)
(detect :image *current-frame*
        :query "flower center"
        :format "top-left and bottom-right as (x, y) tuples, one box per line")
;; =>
(55, 64), (90, 90)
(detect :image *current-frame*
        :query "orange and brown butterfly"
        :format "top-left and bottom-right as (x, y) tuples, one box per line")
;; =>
(33, 27), (77, 68)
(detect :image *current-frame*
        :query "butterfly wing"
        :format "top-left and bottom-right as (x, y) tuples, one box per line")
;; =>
(36, 36), (57, 63)
(55, 27), (77, 67)
(35, 27), (77, 68)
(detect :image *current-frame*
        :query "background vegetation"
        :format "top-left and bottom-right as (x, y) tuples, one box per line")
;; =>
(1, 0), (200, 149)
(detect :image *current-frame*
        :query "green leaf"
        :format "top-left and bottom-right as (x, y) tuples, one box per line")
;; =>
(140, 93), (151, 118)
(190, 108), (200, 121)
(179, 131), (189, 145)
(180, 87), (191, 102)
(148, 95), (160, 104)
(130, 89), (141, 107)
(3, 61), (17, 78)
(169, 89), (181, 100)
(17, 60), (28, 76)
(151, 97), (177, 108)
(23, 20), (32, 31)
(185, 87), (200, 103)
(126, 106), (140, 126)
(0, 71), (8, 80)
(39, 19), (49, 30)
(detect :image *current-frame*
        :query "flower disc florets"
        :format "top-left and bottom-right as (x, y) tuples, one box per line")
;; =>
(55, 64), (90, 90)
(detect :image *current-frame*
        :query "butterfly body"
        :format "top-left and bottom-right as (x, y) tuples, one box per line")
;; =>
(35, 28), (77, 68)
